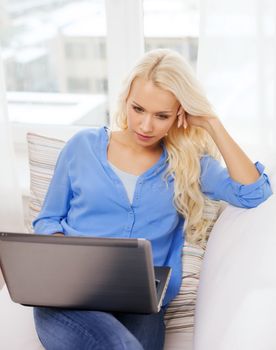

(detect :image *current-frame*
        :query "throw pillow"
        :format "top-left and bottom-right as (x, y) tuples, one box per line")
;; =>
(26, 133), (65, 232)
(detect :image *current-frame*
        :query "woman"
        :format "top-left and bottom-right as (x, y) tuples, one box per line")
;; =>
(33, 49), (272, 350)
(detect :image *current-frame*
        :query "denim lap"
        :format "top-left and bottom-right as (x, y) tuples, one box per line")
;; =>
(33, 307), (165, 350)
(115, 308), (166, 350)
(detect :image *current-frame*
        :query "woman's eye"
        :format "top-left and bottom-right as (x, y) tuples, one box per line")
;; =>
(157, 115), (169, 120)
(132, 105), (168, 119)
(132, 106), (143, 113)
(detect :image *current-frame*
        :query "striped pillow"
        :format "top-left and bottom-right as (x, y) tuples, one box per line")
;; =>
(164, 243), (205, 333)
(164, 211), (220, 334)
(26, 133), (65, 232)
(26, 132), (221, 335)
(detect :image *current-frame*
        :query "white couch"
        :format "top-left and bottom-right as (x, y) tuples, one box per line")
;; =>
(1, 134), (275, 349)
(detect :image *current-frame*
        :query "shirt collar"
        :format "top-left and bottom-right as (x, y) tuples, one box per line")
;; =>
(101, 126), (168, 180)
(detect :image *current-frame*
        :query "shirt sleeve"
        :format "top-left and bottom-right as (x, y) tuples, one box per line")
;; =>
(32, 143), (73, 235)
(199, 155), (273, 208)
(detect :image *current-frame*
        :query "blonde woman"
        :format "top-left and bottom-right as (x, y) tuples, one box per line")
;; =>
(33, 49), (272, 350)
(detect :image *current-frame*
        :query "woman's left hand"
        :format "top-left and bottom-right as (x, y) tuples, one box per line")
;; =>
(177, 106), (218, 131)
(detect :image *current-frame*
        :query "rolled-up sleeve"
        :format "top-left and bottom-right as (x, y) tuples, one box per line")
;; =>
(199, 156), (273, 208)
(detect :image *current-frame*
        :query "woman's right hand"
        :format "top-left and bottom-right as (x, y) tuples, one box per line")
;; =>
(53, 232), (65, 236)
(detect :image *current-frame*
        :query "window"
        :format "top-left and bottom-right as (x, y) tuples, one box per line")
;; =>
(67, 77), (90, 92)
(95, 78), (108, 93)
(143, 0), (200, 70)
(65, 43), (88, 60)
(1, 0), (108, 127)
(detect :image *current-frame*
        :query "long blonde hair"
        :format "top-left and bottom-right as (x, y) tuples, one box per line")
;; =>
(113, 49), (221, 246)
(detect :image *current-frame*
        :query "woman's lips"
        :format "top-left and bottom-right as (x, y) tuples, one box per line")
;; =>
(135, 132), (154, 141)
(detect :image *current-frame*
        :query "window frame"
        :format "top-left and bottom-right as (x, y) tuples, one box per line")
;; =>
(105, 0), (144, 123)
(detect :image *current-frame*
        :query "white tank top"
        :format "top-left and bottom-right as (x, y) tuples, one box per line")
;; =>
(107, 129), (138, 204)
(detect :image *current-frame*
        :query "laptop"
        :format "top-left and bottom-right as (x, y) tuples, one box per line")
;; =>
(0, 232), (171, 314)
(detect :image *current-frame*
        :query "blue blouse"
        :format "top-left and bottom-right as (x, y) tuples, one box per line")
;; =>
(33, 126), (272, 306)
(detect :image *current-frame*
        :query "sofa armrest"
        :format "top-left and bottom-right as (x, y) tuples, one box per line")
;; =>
(194, 183), (276, 350)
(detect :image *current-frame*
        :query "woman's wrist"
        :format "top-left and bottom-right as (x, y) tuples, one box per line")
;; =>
(205, 117), (224, 139)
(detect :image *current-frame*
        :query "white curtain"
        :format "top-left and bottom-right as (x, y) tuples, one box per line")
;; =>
(0, 49), (25, 232)
(197, 0), (276, 170)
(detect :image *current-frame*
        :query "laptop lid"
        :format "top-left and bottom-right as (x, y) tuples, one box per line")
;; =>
(0, 232), (171, 313)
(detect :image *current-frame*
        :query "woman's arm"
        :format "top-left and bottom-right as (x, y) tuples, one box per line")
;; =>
(177, 108), (272, 208)
(199, 156), (271, 208)
(202, 118), (259, 184)
(178, 108), (259, 185)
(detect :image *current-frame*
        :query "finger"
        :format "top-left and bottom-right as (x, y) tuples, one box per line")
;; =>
(181, 109), (188, 129)
(177, 114), (183, 128)
(183, 115), (188, 129)
(176, 104), (182, 115)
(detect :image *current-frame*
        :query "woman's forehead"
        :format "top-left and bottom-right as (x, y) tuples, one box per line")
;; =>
(129, 77), (179, 110)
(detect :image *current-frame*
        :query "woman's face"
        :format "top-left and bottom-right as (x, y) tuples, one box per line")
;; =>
(125, 77), (179, 149)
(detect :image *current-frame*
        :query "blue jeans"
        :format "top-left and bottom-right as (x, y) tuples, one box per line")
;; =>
(33, 307), (165, 350)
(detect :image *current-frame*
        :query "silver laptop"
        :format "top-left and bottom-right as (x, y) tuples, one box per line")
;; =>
(0, 232), (171, 313)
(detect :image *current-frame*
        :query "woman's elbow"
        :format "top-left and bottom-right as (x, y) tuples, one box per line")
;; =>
(238, 184), (273, 208)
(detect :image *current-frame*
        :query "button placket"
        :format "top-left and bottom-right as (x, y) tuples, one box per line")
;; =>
(125, 208), (135, 234)
(133, 179), (143, 202)
(127, 180), (143, 236)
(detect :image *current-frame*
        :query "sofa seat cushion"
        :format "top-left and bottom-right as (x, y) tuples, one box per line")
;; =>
(0, 286), (43, 349)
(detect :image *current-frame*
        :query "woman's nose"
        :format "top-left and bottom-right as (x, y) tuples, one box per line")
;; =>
(140, 115), (153, 133)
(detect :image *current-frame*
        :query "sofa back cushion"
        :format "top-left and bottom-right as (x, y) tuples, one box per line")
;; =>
(164, 203), (220, 334)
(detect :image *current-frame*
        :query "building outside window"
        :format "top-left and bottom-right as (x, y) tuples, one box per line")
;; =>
(143, 0), (199, 70)
(1, 0), (109, 127)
